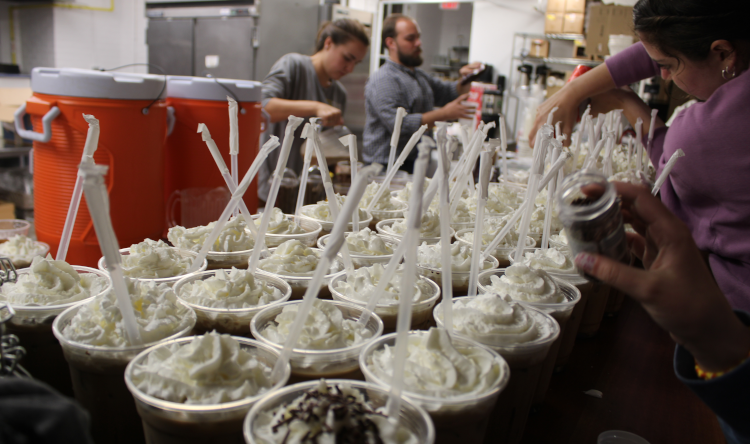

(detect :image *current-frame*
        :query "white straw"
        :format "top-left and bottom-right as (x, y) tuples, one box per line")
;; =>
(436, 133), (453, 335)
(652, 149), (685, 196)
(541, 145), (560, 250)
(270, 164), (383, 382)
(467, 150), (492, 297)
(635, 118), (644, 173)
(80, 163), (141, 345)
(646, 108), (658, 155)
(499, 115), (508, 183)
(594, 113), (605, 143)
(537, 151), (570, 192)
(480, 200), (531, 261)
(385, 142), (431, 422)
(546, 106), (559, 126)
(387, 107), (407, 174)
(248, 116), (303, 272)
(294, 124), (316, 220)
(340, 134), (359, 231)
(57, 114), (100, 262)
(228, 97), (240, 217)
(513, 127), (548, 262)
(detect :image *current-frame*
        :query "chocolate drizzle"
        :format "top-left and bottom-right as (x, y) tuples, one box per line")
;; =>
(270, 384), (387, 443)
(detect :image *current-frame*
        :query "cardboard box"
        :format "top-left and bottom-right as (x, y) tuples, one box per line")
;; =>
(0, 88), (32, 123)
(565, 0), (586, 13)
(529, 39), (550, 58)
(547, 0), (566, 13)
(545, 13), (565, 34)
(586, 4), (636, 58)
(563, 12), (585, 34)
(0, 200), (15, 220)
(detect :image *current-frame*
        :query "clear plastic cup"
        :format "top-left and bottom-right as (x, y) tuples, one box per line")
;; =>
(98, 247), (208, 286)
(476, 269), (582, 406)
(455, 227), (536, 267)
(255, 247), (344, 300)
(250, 214), (322, 248)
(0, 240), (50, 269)
(416, 254), (499, 297)
(299, 204), (373, 237)
(204, 249), (254, 270)
(173, 270), (292, 336)
(328, 270), (441, 333)
(375, 218), (454, 246)
(52, 300), (197, 444)
(243, 379), (435, 444)
(124, 336), (290, 444)
(0, 219), (31, 238)
(3, 265), (109, 397)
(317, 232), (398, 269)
(367, 200), (408, 230)
(251, 300), (383, 383)
(433, 298), (559, 444)
(360, 331), (510, 444)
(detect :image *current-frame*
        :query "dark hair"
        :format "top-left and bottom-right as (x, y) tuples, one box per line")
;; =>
(315, 18), (369, 53)
(633, 0), (750, 62)
(382, 14), (412, 47)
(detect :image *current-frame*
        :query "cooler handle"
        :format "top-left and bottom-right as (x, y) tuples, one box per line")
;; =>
(13, 103), (60, 143)
(166, 106), (175, 137)
(166, 189), (181, 228)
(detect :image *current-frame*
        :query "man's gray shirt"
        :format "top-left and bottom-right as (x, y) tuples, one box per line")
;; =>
(259, 53), (346, 200)
(363, 60), (458, 166)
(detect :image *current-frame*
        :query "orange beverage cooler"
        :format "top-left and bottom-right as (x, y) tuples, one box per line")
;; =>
(165, 76), (262, 229)
(15, 68), (168, 268)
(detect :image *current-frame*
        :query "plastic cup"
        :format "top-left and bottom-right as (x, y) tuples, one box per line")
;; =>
(376, 218), (454, 246)
(476, 269), (582, 406)
(255, 247), (344, 300)
(328, 270), (441, 333)
(416, 253), (499, 297)
(299, 204), (373, 238)
(243, 379), (435, 444)
(98, 247), (208, 286)
(433, 299), (559, 444)
(0, 219), (31, 238)
(173, 270), (292, 336)
(360, 331), (510, 444)
(317, 232), (398, 269)
(455, 228), (536, 267)
(250, 214), (322, 248)
(52, 300), (197, 444)
(367, 199), (408, 230)
(2, 265), (109, 397)
(0, 240), (50, 269)
(250, 300), (383, 383)
(204, 249), (254, 270)
(124, 336), (290, 444)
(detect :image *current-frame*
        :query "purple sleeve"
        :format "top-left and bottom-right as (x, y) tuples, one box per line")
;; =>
(647, 126), (668, 169)
(605, 42), (660, 87)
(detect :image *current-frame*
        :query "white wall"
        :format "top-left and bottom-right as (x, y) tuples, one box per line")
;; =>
(469, 0), (545, 82)
(438, 4), (473, 61)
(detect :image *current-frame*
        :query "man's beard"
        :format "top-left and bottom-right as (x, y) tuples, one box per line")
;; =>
(397, 45), (423, 68)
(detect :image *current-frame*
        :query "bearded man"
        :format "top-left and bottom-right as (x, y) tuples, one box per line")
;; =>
(363, 14), (481, 171)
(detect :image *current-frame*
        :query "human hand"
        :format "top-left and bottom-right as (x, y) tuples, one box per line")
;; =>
(316, 103), (344, 127)
(574, 182), (750, 372)
(530, 86), (581, 147)
(440, 94), (475, 121)
(459, 62), (484, 77)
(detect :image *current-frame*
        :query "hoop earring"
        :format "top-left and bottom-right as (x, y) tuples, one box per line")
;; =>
(722, 66), (736, 80)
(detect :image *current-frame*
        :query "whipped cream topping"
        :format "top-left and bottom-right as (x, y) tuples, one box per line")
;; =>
(254, 380), (418, 444)
(386, 210), (441, 238)
(334, 264), (430, 305)
(1, 255), (108, 306)
(367, 327), (502, 398)
(130, 332), (273, 405)
(302, 199), (368, 223)
(519, 247), (577, 275)
(256, 208), (305, 235)
(177, 268), (284, 309)
(168, 216), (254, 253)
(549, 228), (568, 246)
(521, 206), (563, 236)
(474, 193), (515, 217)
(360, 182), (402, 211)
(62, 278), (194, 348)
(441, 294), (546, 345)
(451, 198), (475, 223)
(258, 240), (340, 277)
(457, 217), (521, 248)
(394, 178), (430, 203)
(344, 228), (393, 256)
(260, 300), (372, 350)
(122, 239), (194, 279)
(486, 264), (562, 303)
(0, 235), (47, 265)
(417, 241), (494, 272)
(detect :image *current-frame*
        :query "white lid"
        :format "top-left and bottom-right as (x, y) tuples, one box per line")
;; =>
(166, 76), (261, 102)
(31, 67), (166, 100)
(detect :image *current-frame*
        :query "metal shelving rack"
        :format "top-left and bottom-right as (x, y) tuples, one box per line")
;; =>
(504, 32), (603, 143)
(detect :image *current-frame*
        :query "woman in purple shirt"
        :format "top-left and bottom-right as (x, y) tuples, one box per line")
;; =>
(532, 0), (750, 312)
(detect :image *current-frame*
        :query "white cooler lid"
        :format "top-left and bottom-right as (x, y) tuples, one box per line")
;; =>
(166, 76), (261, 102)
(31, 67), (166, 100)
